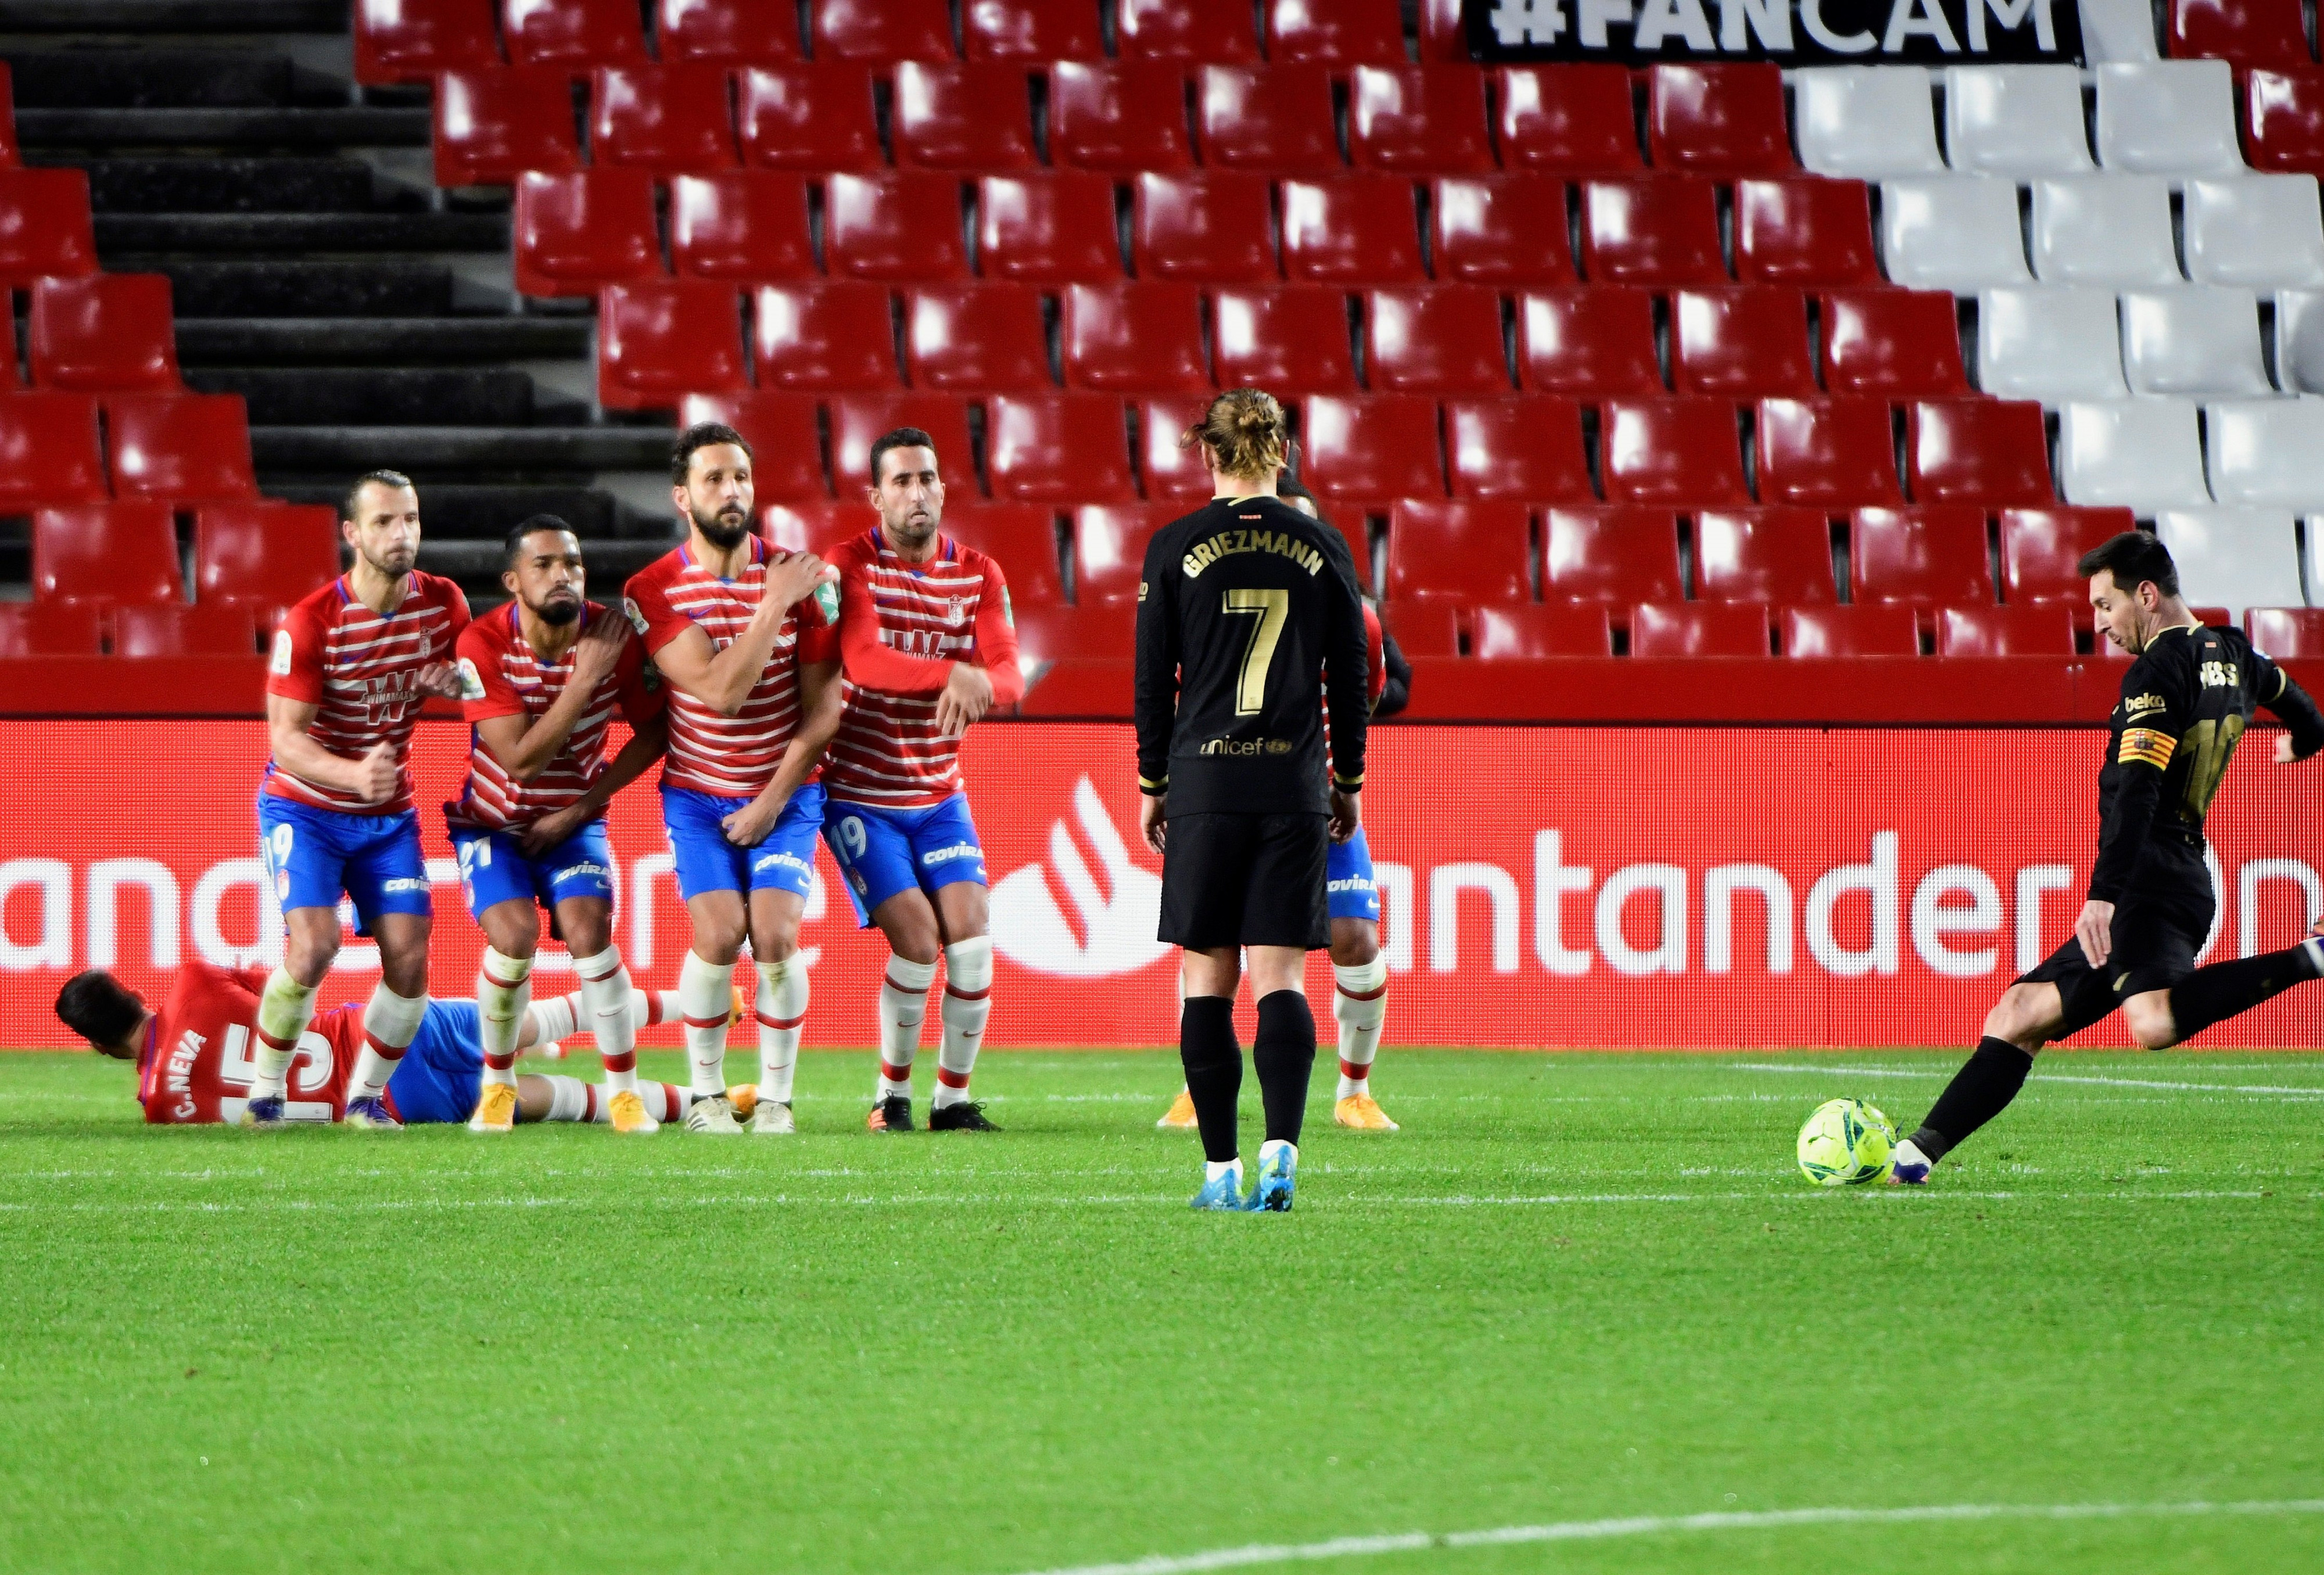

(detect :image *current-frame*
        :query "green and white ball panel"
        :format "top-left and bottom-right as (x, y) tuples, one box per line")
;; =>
(1796, 1097), (1897, 1186)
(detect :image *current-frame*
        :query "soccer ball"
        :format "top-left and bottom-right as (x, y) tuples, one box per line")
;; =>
(1796, 1097), (1896, 1186)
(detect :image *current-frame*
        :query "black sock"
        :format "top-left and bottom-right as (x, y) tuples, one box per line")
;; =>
(1178, 995), (1242, 1165)
(1910, 1036), (2034, 1163)
(2166, 941), (2323, 1041)
(1252, 989), (1318, 1148)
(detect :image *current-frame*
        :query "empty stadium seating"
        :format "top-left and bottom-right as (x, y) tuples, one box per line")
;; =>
(1541, 508), (1683, 608)
(433, 68), (579, 186)
(906, 285), (1051, 392)
(892, 61), (1037, 170)
(513, 170), (659, 297)
(1387, 501), (1530, 605)
(987, 395), (1135, 503)
(668, 173), (816, 282)
(1349, 66), (1494, 174)
(114, 604), (261, 659)
(657, 0), (804, 64)
(1695, 509), (1837, 604)
(1633, 601), (1769, 658)
(1999, 506), (2140, 602)
(599, 281), (748, 409)
(737, 65), (881, 171)
(751, 282), (898, 392)
(1443, 398), (1590, 503)
(502, 0), (645, 69)
(28, 274), (178, 392)
(978, 173), (1121, 284)
(1212, 287), (1357, 394)
(1470, 603), (1613, 659)
(1134, 171), (1276, 283)
(1852, 507), (1994, 606)
(2153, 508), (2306, 618)
(1782, 604), (1919, 658)
(194, 501), (342, 609)
(107, 394), (258, 503)
(1936, 604), (2079, 657)
(34, 502), (182, 604)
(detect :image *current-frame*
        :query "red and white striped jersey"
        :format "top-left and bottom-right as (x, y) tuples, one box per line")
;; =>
(263, 571), (471, 815)
(135, 960), (357, 1124)
(823, 526), (1024, 809)
(623, 537), (840, 799)
(444, 600), (665, 831)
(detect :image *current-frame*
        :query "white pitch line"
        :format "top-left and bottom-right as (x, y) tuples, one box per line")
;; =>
(1735, 1063), (2324, 1096)
(1008, 1498), (2324, 1575)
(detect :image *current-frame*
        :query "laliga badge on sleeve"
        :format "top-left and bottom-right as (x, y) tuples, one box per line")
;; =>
(268, 629), (293, 676)
(623, 596), (649, 636)
(456, 657), (487, 702)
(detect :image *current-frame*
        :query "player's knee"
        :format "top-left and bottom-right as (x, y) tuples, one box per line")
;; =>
(1982, 985), (2054, 1049)
(749, 923), (800, 964)
(1330, 922), (1380, 968)
(480, 908), (540, 959)
(558, 910), (610, 958)
(2123, 996), (2179, 1050)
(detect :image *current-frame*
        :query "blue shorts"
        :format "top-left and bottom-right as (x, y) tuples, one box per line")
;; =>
(450, 820), (617, 921)
(382, 999), (485, 1125)
(663, 782), (825, 903)
(1326, 827), (1382, 924)
(258, 791), (432, 935)
(821, 794), (987, 928)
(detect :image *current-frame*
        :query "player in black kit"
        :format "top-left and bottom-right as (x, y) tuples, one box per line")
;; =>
(1133, 389), (1370, 1212)
(1895, 532), (2324, 1183)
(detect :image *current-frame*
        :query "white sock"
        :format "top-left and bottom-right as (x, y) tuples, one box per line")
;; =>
(349, 984), (426, 1103)
(576, 946), (638, 1096)
(542, 1075), (594, 1123)
(934, 936), (992, 1109)
(755, 955), (809, 1105)
(527, 992), (579, 1045)
(1259, 1138), (1296, 1165)
(878, 956), (937, 1099)
(476, 946), (532, 1089)
(1204, 1157), (1243, 1185)
(1332, 957), (1388, 1099)
(678, 949), (736, 1097)
(250, 967), (319, 1100)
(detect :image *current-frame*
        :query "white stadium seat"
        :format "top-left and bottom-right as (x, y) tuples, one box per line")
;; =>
(2305, 517), (2324, 606)
(2121, 288), (2273, 398)
(2278, 290), (2324, 393)
(1944, 66), (2095, 177)
(2095, 62), (2246, 177)
(2204, 399), (2324, 510)
(2153, 508), (2307, 618)
(1795, 67), (1946, 180)
(2030, 177), (2183, 288)
(2057, 399), (2212, 508)
(2183, 177), (2324, 290)
(1881, 177), (2033, 293)
(2078, 0), (2162, 62)
(1977, 286), (2128, 403)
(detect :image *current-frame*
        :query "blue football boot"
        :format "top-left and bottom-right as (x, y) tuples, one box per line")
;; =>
(343, 1096), (402, 1131)
(1189, 1165), (1245, 1211)
(240, 1095), (285, 1128)
(1244, 1145), (1297, 1212)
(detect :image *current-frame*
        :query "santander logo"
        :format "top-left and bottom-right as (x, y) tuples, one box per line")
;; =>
(990, 777), (1170, 979)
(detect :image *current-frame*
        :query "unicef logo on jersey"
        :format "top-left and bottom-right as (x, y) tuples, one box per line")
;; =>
(989, 777), (1168, 980)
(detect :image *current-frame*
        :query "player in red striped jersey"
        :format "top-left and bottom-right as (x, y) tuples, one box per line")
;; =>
(819, 428), (1023, 1133)
(446, 518), (670, 1135)
(623, 422), (844, 1135)
(249, 470), (470, 1131)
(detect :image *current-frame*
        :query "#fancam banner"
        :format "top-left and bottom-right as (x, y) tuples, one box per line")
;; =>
(2, 720), (2321, 1050)
(1466, 0), (2084, 65)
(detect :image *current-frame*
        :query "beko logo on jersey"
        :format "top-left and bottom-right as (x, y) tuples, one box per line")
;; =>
(1181, 529), (1324, 579)
(1200, 737), (1294, 756)
(2125, 691), (2168, 714)
(920, 843), (981, 867)
(2201, 660), (2240, 688)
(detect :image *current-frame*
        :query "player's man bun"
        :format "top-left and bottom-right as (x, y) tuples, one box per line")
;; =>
(1183, 388), (1288, 483)
(2076, 530), (2180, 600)
(671, 421), (752, 486)
(55, 971), (143, 1051)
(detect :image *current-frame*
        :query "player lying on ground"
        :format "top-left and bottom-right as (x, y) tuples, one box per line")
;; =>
(1895, 531), (2324, 1184)
(822, 426), (1021, 1133)
(447, 517), (670, 1136)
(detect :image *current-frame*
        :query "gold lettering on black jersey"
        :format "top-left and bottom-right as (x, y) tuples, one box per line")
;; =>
(2200, 659), (2239, 689)
(2179, 715), (2246, 816)
(1181, 528), (1325, 580)
(2124, 691), (2168, 715)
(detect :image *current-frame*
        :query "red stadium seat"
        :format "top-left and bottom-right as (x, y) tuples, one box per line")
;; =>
(1997, 506), (2139, 602)
(1211, 286), (1358, 395)
(1132, 171), (1276, 283)
(1347, 66), (1494, 174)
(1733, 178), (1882, 287)
(1418, 0), (1467, 62)
(1432, 175), (1575, 285)
(1670, 288), (1815, 399)
(906, 284), (1051, 392)
(824, 172), (969, 282)
(980, 173), (1122, 283)
(657, 0), (805, 64)
(1073, 501), (1174, 602)
(1599, 399), (1748, 506)
(1937, 603), (2077, 656)
(829, 396), (977, 491)
(0, 601), (104, 658)
(34, 502), (181, 604)
(1266, 0), (1404, 63)
(1048, 62), (1192, 173)
(1364, 287), (1511, 396)
(2247, 68), (2324, 174)
(2172, 0), (2310, 72)
(763, 500), (861, 551)
(678, 392), (828, 500)
(1063, 282), (1209, 394)
(1300, 396), (1444, 502)
(811, 0), (955, 60)
(1137, 397), (1213, 501)
(1906, 400), (2056, 508)
(1281, 178), (1426, 285)
(502, 0), (642, 68)
(1756, 397), (1903, 508)
(432, 68), (580, 186)
(0, 311), (17, 393)
(1383, 599), (1462, 656)
(1197, 65), (1340, 174)
(598, 281), (748, 409)
(0, 167), (96, 284)
(669, 173), (815, 282)
(1581, 180), (1727, 287)
(750, 282), (897, 393)
(512, 170), (659, 298)
(195, 501), (341, 607)
(2246, 606), (2324, 655)
(1633, 601), (1770, 657)
(29, 274), (178, 392)
(1518, 287), (1663, 396)
(964, 0), (1103, 60)
(1445, 397), (1592, 503)
(1387, 500), (1531, 603)
(1472, 602), (1614, 658)
(0, 393), (105, 507)
(107, 394), (255, 503)
(737, 65), (881, 171)
(1541, 507), (1684, 605)
(944, 503), (1067, 606)
(115, 604), (260, 659)
(892, 61), (1038, 171)
(590, 66), (737, 173)
(1820, 290), (1970, 397)
(987, 394), (1135, 503)
(1015, 600), (1137, 662)
(1498, 65), (1641, 174)
(1647, 63), (1795, 177)
(355, 0), (500, 84)
(1852, 506), (1995, 605)
(1695, 508), (1838, 603)
(1117, 0), (1260, 62)
(1781, 603), (1918, 658)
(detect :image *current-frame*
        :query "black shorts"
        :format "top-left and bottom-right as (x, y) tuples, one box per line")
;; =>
(1158, 811), (1330, 952)
(2017, 844), (2215, 1036)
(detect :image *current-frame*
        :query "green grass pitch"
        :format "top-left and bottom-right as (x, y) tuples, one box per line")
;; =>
(2, 1047), (2320, 1575)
